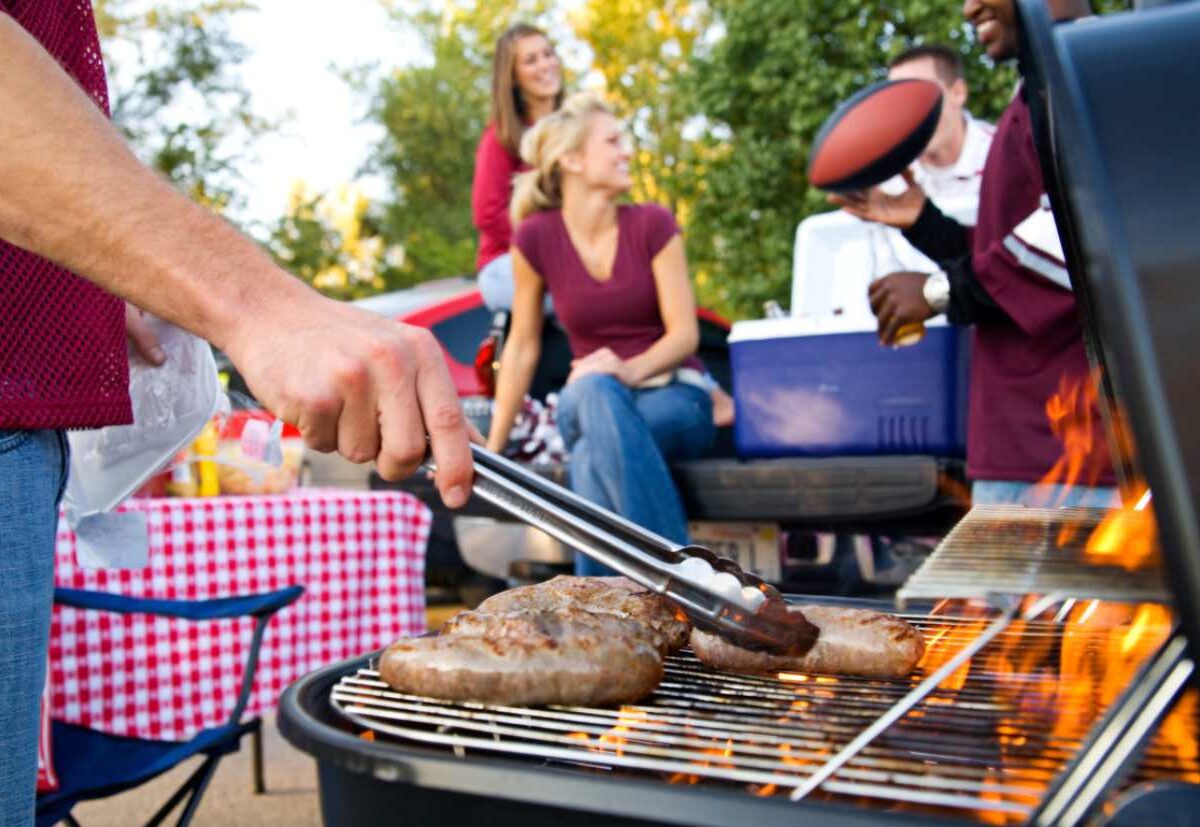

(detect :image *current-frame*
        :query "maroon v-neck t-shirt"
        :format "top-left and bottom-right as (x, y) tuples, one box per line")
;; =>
(513, 203), (702, 371)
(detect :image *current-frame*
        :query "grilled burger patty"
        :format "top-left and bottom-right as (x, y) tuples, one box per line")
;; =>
(441, 607), (670, 655)
(474, 575), (690, 651)
(690, 605), (925, 679)
(379, 610), (664, 706)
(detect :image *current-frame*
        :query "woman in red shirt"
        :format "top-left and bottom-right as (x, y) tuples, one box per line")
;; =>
(472, 24), (562, 311)
(486, 93), (714, 575)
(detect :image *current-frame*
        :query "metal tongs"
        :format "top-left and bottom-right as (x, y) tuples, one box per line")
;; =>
(426, 444), (817, 655)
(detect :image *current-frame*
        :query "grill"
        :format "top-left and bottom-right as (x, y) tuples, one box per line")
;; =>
(326, 605), (1195, 822)
(282, 595), (1199, 825)
(279, 2), (1200, 825)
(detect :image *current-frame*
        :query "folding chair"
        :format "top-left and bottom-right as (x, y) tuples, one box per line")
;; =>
(36, 584), (305, 827)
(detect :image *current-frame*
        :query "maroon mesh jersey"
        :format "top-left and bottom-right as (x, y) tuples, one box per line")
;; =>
(964, 93), (1112, 485)
(0, 0), (131, 429)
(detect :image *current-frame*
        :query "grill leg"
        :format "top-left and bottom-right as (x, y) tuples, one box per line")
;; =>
(252, 726), (266, 794)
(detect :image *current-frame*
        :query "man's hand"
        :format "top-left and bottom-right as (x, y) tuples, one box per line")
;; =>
(869, 272), (935, 346)
(225, 294), (474, 508)
(0, 16), (474, 509)
(567, 347), (631, 386)
(828, 169), (927, 230)
(125, 303), (165, 365)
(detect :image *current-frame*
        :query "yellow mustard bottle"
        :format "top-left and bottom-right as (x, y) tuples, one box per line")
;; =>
(194, 420), (221, 497)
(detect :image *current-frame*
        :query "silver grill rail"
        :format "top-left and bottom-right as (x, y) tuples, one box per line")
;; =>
(897, 505), (1168, 606)
(330, 608), (1199, 823)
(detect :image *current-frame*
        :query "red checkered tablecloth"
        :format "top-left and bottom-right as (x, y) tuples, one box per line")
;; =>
(49, 490), (431, 740)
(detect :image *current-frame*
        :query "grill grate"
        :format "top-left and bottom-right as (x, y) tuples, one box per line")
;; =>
(330, 607), (1199, 823)
(897, 505), (1168, 606)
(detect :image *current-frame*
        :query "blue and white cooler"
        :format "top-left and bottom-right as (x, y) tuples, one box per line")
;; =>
(729, 315), (969, 458)
(729, 209), (971, 459)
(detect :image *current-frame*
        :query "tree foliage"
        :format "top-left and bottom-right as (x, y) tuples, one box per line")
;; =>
(573, 0), (709, 217)
(95, 0), (274, 214)
(363, 0), (555, 286)
(681, 0), (1020, 319)
(265, 183), (404, 301)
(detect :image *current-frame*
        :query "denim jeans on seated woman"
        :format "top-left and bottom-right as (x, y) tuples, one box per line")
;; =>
(0, 429), (69, 827)
(555, 375), (714, 576)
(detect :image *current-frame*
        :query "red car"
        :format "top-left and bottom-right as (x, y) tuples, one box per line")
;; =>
(382, 276), (735, 401)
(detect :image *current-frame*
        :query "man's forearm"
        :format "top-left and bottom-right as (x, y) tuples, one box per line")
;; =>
(0, 14), (312, 354)
(901, 199), (971, 265)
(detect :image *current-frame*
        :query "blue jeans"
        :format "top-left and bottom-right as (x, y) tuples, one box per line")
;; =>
(478, 253), (556, 316)
(972, 479), (1121, 508)
(0, 430), (68, 827)
(556, 375), (714, 576)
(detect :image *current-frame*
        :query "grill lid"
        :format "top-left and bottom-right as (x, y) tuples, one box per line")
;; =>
(1015, 0), (1200, 655)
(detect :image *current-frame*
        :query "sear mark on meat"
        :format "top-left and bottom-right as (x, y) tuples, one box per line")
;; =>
(379, 616), (663, 706)
(474, 575), (689, 652)
(440, 607), (669, 655)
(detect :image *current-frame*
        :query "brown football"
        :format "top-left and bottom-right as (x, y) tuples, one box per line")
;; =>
(808, 78), (943, 192)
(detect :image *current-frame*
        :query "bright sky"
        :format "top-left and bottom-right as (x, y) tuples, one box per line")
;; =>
(224, 0), (420, 226)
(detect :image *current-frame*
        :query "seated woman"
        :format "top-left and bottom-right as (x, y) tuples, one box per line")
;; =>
(486, 93), (714, 575)
(472, 23), (562, 313)
(472, 28), (734, 427)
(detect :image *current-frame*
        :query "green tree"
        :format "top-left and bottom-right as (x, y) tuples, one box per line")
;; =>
(95, 0), (274, 215)
(682, 0), (1020, 319)
(573, 0), (709, 217)
(266, 182), (402, 301)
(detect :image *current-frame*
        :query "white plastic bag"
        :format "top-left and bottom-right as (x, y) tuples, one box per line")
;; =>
(63, 316), (227, 567)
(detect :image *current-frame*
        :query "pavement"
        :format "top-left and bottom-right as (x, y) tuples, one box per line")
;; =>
(72, 712), (322, 827)
(71, 604), (467, 826)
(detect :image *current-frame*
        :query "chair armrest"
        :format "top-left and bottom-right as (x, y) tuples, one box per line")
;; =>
(53, 585), (305, 621)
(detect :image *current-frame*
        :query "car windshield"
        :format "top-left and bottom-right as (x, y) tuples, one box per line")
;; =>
(431, 305), (491, 365)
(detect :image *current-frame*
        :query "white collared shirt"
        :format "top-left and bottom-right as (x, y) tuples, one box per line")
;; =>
(870, 112), (996, 277)
(911, 112), (995, 224)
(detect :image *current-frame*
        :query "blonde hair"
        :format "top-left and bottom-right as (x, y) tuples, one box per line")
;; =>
(510, 92), (615, 227)
(490, 24), (564, 157)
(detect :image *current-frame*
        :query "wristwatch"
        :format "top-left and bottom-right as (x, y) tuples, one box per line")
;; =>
(923, 270), (951, 314)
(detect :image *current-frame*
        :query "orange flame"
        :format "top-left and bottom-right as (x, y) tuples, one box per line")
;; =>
(1085, 487), (1158, 570)
(1035, 372), (1104, 505)
(914, 597), (1187, 823)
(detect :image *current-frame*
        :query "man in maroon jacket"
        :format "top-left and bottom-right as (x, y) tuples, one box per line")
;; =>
(833, 0), (1117, 508)
(0, 5), (473, 822)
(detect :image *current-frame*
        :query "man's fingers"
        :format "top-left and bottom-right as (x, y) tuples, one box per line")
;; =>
(124, 303), (165, 365)
(876, 297), (897, 339)
(869, 291), (884, 316)
(412, 332), (472, 509)
(466, 421), (486, 446)
(868, 280), (887, 314)
(334, 359), (380, 464)
(881, 318), (900, 347)
(879, 305), (900, 346)
(374, 345), (427, 482)
(296, 391), (343, 454)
